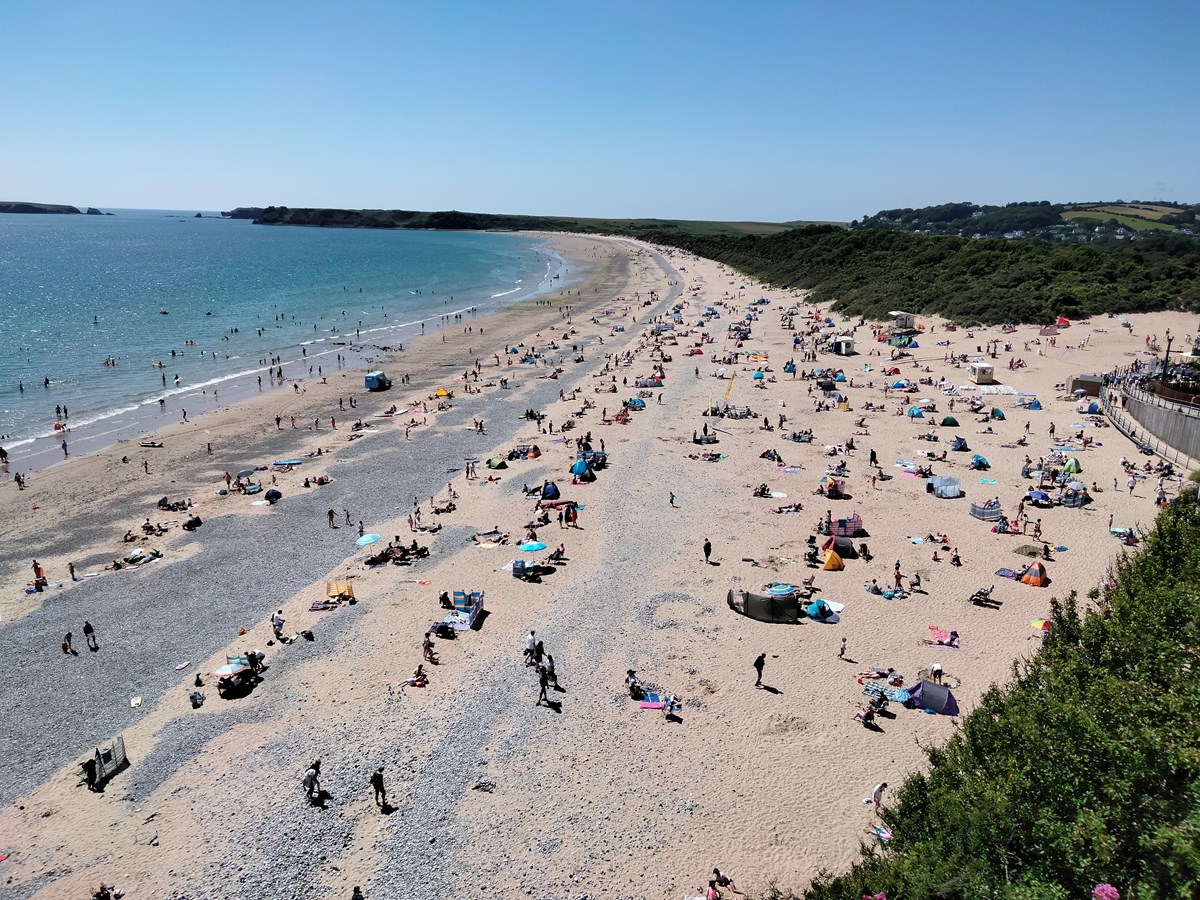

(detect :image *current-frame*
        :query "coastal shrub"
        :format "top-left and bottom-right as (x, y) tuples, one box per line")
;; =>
(639, 227), (1200, 325)
(798, 497), (1200, 900)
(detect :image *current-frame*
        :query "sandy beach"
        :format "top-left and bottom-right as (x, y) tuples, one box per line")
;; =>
(0, 233), (1191, 900)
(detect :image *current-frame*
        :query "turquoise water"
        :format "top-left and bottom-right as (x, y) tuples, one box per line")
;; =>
(0, 210), (563, 461)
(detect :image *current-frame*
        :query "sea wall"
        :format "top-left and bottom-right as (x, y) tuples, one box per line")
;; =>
(1111, 384), (1200, 467)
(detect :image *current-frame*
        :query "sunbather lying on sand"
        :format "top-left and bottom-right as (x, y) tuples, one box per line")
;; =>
(857, 667), (895, 680)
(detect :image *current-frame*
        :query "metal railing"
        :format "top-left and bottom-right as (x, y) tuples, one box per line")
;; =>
(1101, 385), (1199, 472)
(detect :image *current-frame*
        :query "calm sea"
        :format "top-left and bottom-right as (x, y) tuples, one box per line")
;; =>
(0, 210), (564, 465)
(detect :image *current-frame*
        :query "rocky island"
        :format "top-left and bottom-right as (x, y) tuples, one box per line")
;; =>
(0, 202), (84, 215)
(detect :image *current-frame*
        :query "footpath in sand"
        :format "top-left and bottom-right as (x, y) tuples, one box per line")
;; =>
(0, 233), (1190, 900)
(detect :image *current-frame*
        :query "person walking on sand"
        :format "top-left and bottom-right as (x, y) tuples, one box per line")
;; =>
(703, 539), (712, 565)
(669, 491), (677, 507)
(327, 508), (336, 528)
(523, 630), (536, 665)
(303, 763), (321, 800)
(545, 653), (558, 688)
(370, 767), (387, 808)
(867, 781), (887, 814)
(61, 439), (68, 458)
(83, 620), (96, 651)
(68, 562), (76, 581)
(272, 609), (285, 640)
(838, 637), (847, 659)
(753, 652), (766, 687)
(536, 665), (550, 705)
(62, 631), (73, 654)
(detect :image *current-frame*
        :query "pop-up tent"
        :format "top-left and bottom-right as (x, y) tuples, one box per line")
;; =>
(927, 476), (961, 499)
(570, 459), (596, 482)
(906, 680), (959, 716)
(950, 436), (970, 452)
(1021, 562), (1050, 586)
(823, 549), (845, 570)
(822, 535), (858, 558)
(1086, 401), (1101, 414)
(907, 406), (924, 419)
(541, 481), (561, 501)
(1027, 399), (1043, 411)
(940, 415), (960, 427)
(486, 457), (508, 469)
(727, 589), (802, 624)
(991, 407), (1006, 420)
(969, 454), (990, 470)
(1063, 457), (1082, 475)
(627, 398), (646, 410)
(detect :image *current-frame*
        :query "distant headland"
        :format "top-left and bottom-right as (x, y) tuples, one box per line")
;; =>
(0, 202), (110, 215)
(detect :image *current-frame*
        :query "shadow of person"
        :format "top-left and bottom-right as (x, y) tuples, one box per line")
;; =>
(379, 802), (396, 815)
(541, 699), (563, 714)
(760, 684), (782, 695)
(840, 656), (857, 664)
(664, 712), (682, 724)
(309, 789), (332, 808)
(552, 684), (567, 693)
(88, 640), (99, 652)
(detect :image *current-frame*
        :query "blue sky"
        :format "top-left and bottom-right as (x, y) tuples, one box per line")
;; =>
(3, 1), (1197, 221)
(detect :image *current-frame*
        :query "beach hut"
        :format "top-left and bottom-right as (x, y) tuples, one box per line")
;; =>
(905, 680), (959, 716)
(888, 311), (916, 330)
(822, 549), (845, 571)
(906, 406), (924, 419)
(1021, 562), (1050, 587)
(940, 415), (960, 427)
(832, 336), (855, 356)
(967, 362), (994, 385)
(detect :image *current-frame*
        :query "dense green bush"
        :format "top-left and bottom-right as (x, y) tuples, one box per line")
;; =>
(640, 227), (1200, 324)
(789, 498), (1200, 900)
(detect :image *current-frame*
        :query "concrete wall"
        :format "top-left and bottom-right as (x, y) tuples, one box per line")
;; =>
(1123, 389), (1200, 462)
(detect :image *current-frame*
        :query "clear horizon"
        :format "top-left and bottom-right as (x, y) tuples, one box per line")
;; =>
(3, 1), (1198, 222)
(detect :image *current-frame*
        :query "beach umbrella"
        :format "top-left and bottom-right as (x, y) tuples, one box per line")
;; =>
(237, 469), (256, 478)
(1067, 481), (1087, 492)
(355, 533), (382, 546)
(1029, 618), (1052, 633)
(1028, 490), (1051, 502)
(519, 541), (547, 552)
(752, 370), (764, 380)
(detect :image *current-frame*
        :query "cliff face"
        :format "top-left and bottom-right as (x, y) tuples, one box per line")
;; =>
(86, 207), (104, 215)
(221, 207), (265, 219)
(0, 202), (82, 214)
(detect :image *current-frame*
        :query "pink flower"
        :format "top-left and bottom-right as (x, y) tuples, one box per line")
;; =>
(1092, 885), (1120, 900)
(862, 894), (887, 900)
